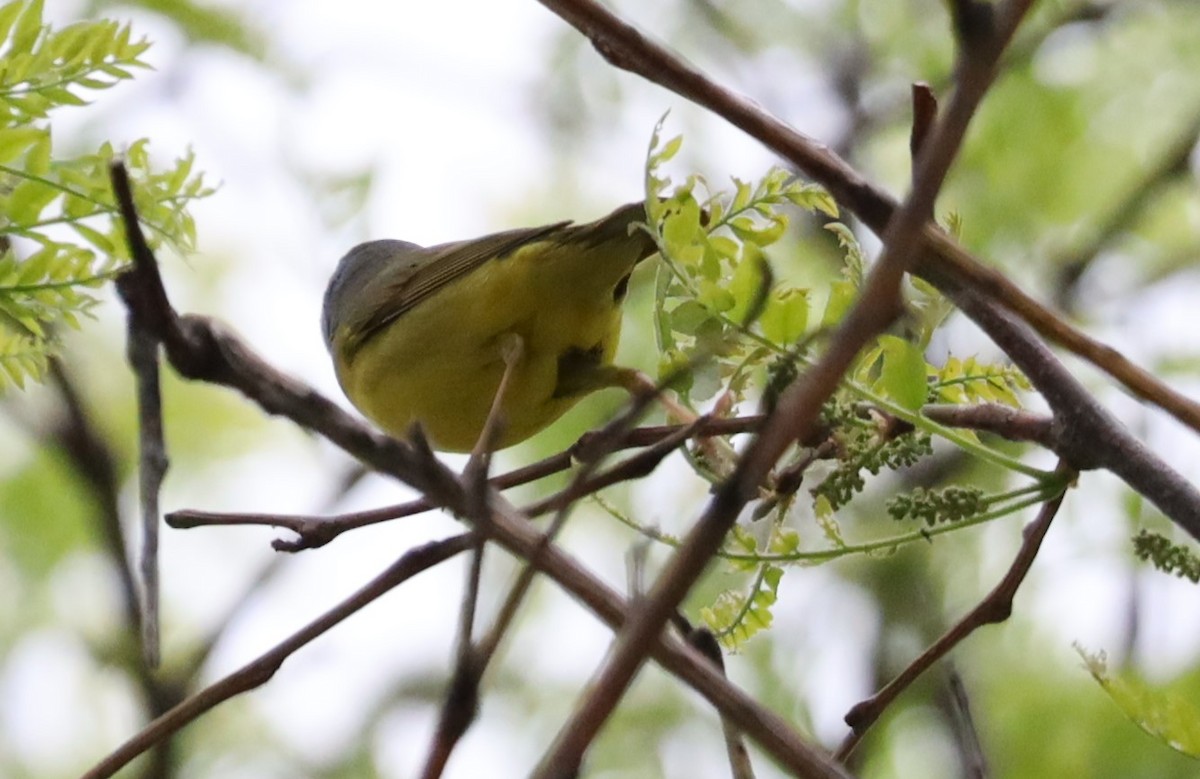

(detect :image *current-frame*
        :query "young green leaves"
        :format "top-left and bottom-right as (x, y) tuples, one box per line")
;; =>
(0, 1), (211, 389)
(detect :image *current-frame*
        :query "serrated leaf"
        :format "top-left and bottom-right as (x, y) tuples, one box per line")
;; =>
(701, 564), (784, 649)
(768, 526), (801, 555)
(785, 183), (839, 217)
(813, 494), (844, 540)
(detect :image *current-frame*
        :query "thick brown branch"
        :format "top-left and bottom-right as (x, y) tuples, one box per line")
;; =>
(953, 290), (1200, 536)
(922, 403), (1055, 447)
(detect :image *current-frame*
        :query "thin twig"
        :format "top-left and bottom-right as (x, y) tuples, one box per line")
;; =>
(166, 415), (765, 552)
(474, 376), (697, 672)
(945, 666), (989, 779)
(836, 473), (1068, 759)
(111, 161), (168, 668)
(44, 360), (179, 778)
(687, 628), (757, 779)
(419, 339), (525, 779)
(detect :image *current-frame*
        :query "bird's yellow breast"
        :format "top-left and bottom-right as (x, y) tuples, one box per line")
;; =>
(334, 239), (628, 452)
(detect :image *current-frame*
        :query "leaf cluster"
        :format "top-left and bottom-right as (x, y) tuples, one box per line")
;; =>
(632, 126), (1058, 647)
(0, 0), (211, 389)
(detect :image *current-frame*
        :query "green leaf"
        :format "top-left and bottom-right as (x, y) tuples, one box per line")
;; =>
(761, 286), (809, 344)
(697, 279), (734, 313)
(701, 564), (784, 649)
(0, 125), (43, 163)
(821, 279), (856, 327)
(0, 1), (25, 45)
(10, 0), (43, 55)
(727, 247), (771, 325)
(785, 182), (839, 217)
(878, 334), (928, 411)
(668, 299), (711, 335)
(1078, 646), (1200, 759)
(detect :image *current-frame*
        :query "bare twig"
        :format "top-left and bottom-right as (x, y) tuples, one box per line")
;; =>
(687, 628), (757, 779)
(167, 415), (765, 552)
(419, 345), (524, 779)
(909, 82), (938, 181)
(474, 376), (698, 674)
(111, 161), (169, 668)
(946, 666), (989, 779)
(44, 360), (179, 778)
(837, 475), (1068, 759)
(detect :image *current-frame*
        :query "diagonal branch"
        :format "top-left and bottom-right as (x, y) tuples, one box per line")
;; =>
(82, 535), (475, 779)
(837, 468), (1068, 758)
(530, 3), (1037, 773)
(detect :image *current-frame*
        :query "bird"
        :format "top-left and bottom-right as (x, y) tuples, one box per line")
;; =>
(322, 201), (658, 452)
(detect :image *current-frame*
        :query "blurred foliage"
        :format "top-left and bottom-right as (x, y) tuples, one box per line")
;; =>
(86, 0), (265, 59)
(1078, 646), (1200, 760)
(3, 1), (1200, 778)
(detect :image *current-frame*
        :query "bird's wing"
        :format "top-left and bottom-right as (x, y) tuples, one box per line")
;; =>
(352, 220), (571, 347)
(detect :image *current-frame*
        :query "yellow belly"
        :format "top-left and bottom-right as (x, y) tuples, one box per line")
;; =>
(335, 244), (624, 452)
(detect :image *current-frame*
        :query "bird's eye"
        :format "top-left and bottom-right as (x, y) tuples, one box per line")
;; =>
(613, 273), (631, 302)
